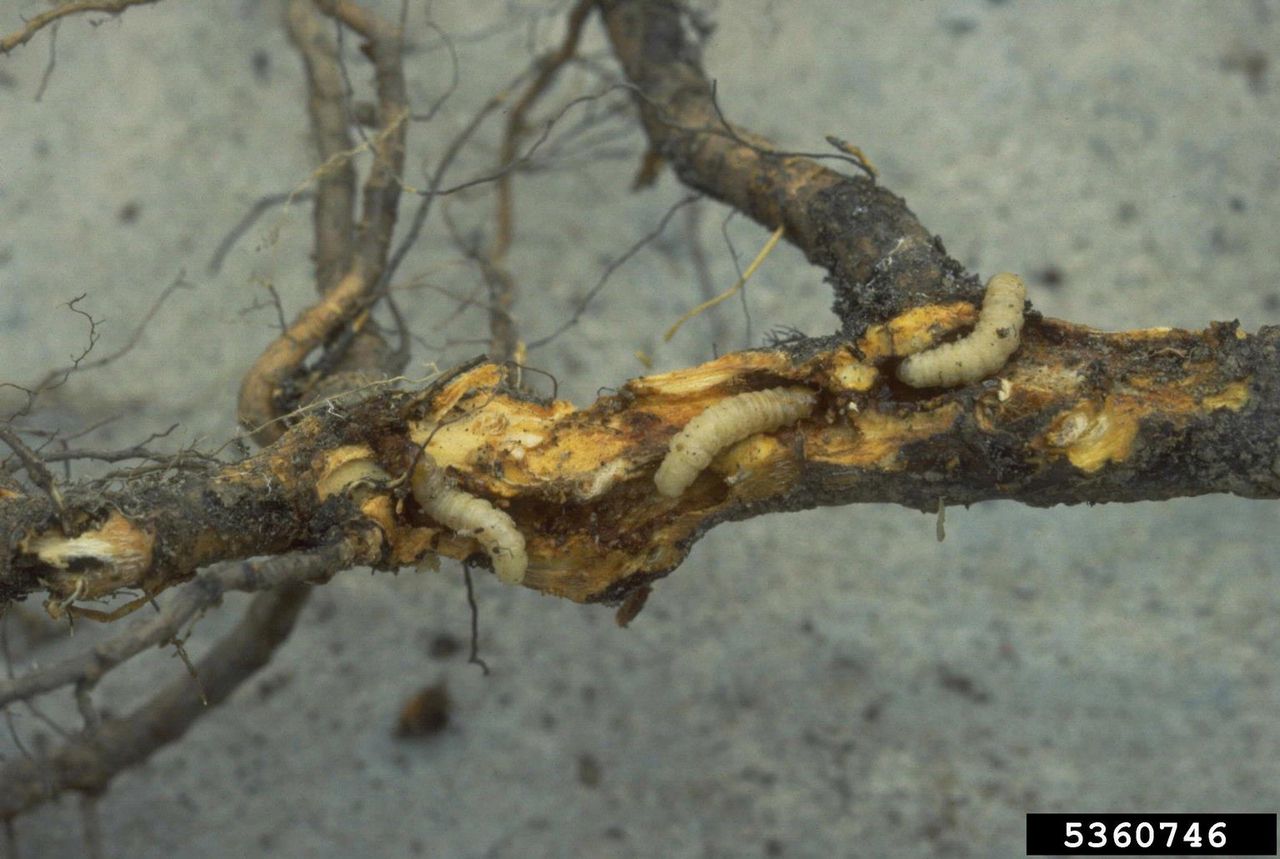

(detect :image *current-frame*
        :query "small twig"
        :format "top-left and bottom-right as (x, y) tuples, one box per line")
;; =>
(4, 294), (100, 421)
(286, 0), (355, 295)
(664, 224), (784, 342)
(718, 209), (754, 347)
(412, 15), (459, 124)
(430, 87), (629, 199)
(681, 201), (730, 348)
(313, 0), (409, 287)
(462, 561), (489, 676)
(0, 545), (358, 710)
(168, 636), (205, 706)
(0, 615), (38, 769)
(33, 21), (58, 101)
(491, 0), (594, 260)
(207, 191), (313, 275)
(28, 276), (193, 402)
(478, 0), (599, 361)
(379, 76), (520, 293)
(527, 193), (699, 349)
(4, 425), (213, 475)
(262, 283), (288, 334)
(0, 428), (63, 519)
(634, 78), (878, 180)
(239, 0), (411, 443)
(0, 581), (310, 818)
(0, 0), (163, 54)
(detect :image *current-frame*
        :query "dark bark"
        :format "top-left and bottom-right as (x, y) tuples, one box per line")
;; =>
(599, 0), (984, 340)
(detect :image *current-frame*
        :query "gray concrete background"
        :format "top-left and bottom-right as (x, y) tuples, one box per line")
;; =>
(2, 1), (1278, 856)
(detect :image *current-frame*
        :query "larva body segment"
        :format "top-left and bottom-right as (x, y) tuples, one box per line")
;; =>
(654, 387), (817, 498)
(411, 460), (528, 585)
(896, 273), (1027, 388)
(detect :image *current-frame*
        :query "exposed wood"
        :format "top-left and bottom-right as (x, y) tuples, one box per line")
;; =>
(7, 307), (1277, 609)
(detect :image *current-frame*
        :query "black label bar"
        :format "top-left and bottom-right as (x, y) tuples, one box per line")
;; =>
(1026, 813), (1277, 855)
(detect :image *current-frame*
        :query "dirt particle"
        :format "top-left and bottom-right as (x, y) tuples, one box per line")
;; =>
(936, 664), (992, 703)
(1035, 265), (1064, 290)
(1221, 45), (1268, 93)
(395, 682), (450, 738)
(117, 200), (141, 224)
(940, 17), (977, 36)
(577, 752), (602, 788)
(1115, 201), (1139, 223)
(255, 671), (292, 700)
(251, 49), (271, 83)
(427, 631), (461, 659)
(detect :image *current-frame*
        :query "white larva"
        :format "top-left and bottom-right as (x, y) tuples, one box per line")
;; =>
(412, 457), (528, 585)
(654, 387), (817, 498)
(896, 272), (1027, 388)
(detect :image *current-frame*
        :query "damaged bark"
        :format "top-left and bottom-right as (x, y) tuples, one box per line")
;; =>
(6, 311), (1277, 610)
